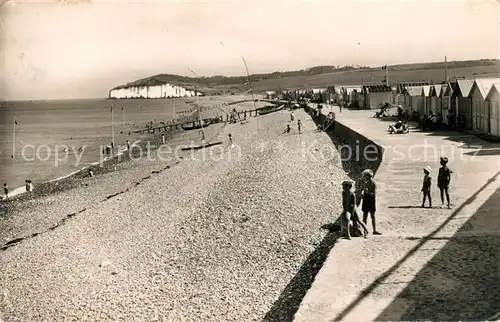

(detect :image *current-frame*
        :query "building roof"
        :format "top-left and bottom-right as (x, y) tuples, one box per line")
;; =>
(342, 86), (362, 95)
(440, 84), (452, 97)
(422, 85), (432, 97)
(363, 84), (392, 93)
(452, 79), (475, 97)
(396, 81), (429, 94)
(406, 86), (423, 97)
(471, 78), (500, 100)
(432, 84), (442, 96)
(485, 83), (500, 101)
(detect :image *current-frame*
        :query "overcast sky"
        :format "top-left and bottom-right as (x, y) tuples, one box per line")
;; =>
(1, 0), (498, 100)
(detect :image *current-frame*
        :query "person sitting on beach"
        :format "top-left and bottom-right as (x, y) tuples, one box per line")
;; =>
(284, 124), (292, 133)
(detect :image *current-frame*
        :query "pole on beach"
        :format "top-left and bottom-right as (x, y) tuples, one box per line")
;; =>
(242, 57), (257, 112)
(122, 105), (125, 127)
(187, 68), (205, 143)
(111, 105), (115, 150)
(12, 116), (16, 159)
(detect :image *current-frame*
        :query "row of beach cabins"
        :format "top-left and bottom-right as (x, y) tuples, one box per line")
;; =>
(267, 77), (500, 137)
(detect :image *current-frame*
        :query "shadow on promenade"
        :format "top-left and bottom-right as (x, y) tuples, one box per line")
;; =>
(325, 168), (500, 321)
(376, 185), (500, 321)
(263, 107), (384, 322)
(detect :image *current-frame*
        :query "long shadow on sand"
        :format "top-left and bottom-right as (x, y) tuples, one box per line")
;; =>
(375, 185), (500, 321)
(263, 107), (383, 322)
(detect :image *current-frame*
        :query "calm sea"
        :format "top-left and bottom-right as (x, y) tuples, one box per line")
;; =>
(0, 95), (258, 192)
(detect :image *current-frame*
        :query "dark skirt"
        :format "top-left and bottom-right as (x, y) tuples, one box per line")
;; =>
(362, 195), (376, 213)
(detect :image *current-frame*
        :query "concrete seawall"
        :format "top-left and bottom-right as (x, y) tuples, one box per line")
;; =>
(303, 104), (385, 179)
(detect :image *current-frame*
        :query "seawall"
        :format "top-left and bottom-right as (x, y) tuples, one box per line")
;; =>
(303, 104), (385, 180)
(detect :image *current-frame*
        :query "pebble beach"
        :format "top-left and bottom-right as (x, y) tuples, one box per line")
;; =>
(0, 108), (351, 321)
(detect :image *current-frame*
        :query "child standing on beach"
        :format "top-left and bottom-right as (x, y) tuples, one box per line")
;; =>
(297, 120), (302, 134)
(422, 166), (432, 208)
(4, 183), (8, 199)
(438, 157), (452, 208)
(360, 169), (381, 235)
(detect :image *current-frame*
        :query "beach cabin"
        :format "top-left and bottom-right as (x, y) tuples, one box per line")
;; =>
(439, 84), (454, 124)
(430, 84), (442, 115)
(362, 84), (392, 109)
(469, 78), (500, 134)
(450, 79), (474, 130)
(405, 86), (425, 115)
(395, 81), (428, 107)
(266, 91), (276, 99)
(341, 85), (362, 107)
(422, 85), (433, 115)
(486, 83), (500, 136)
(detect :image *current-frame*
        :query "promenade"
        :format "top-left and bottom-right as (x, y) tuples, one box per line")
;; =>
(294, 107), (500, 321)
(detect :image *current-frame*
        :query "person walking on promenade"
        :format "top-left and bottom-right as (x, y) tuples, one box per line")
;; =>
(297, 119), (302, 134)
(421, 166), (432, 208)
(4, 183), (8, 199)
(360, 169), (381, 235)
(438, 157), (452, 208)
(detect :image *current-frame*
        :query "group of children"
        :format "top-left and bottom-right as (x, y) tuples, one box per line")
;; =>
(421, 157), (452, 208)
(340, 156), (453, 239)
(341, 169), (381, 239)
(283, 111), (302, 134)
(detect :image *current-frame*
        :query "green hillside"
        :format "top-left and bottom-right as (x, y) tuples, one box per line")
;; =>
(113, 59), (500, 93)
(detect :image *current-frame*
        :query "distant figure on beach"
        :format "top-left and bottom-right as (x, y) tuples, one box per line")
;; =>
(359, 169), (381, 235)
(297, 119), (302, 134)
(438, 157), (452, 208)
(162, 134), (166, 145)
(290, 111), (295, 122)
(421, 166), (432, 208)
(89, 169), (94, 178)
(284, 124), (291, 133)
(126, 140), (131, 150)
(228, 134), (234, 148)
(105, 146), (111, 155)
(244, 110), (247, 120)
(4, 183), (8, 199)
(25, 180), (31, 192)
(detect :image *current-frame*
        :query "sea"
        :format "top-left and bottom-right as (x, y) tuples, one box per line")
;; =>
(0, 95), (260, 194)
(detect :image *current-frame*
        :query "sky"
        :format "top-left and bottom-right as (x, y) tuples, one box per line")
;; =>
(0, 0), (499, 100)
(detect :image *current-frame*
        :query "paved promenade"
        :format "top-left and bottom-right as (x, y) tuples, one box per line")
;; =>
(294, 108), (500, 321)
